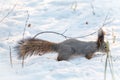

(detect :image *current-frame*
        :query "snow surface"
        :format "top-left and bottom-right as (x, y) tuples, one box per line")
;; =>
(0, 0), (120, 80)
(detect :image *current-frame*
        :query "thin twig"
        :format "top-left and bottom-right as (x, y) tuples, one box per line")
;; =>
(33, 31), (69, 39)
(0, 2), (17, 23)
(23, 10), (30, 39)
(109, 52), (115, 80)
(62, 28), (68, 35)
(101, 11), (110, 27)
(33, 30), (97, 39)
(112, 28), (116, 43)
(9, 46), (13, 68)
(6, 31), (10, 40)
(32, 28), (104, 40)
(104, 41), (109, 80)
(103, 19), (114, 26)
(104, 53), (108, 80)
(33, 11), (112, 39)
(90, 2), (95, 15)
(108, 57), (115, 80)
(22, 56), (24, 68)
(68, 12), (111, 38)
(62, 26), (72, 35)
(104, 41), (115, 80)
(75, 31), (97, 38)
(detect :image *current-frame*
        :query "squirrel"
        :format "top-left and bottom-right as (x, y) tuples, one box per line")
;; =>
(15, 28), (109, 61)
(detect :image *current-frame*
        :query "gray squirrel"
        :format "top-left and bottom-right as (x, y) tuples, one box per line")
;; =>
(16, 28), (109, 61)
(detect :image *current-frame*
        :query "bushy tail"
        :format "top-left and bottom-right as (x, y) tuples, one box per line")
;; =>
(15, 38), (58, 59)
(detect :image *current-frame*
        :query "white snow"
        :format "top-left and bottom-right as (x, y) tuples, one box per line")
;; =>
(0, 0), (120, 80)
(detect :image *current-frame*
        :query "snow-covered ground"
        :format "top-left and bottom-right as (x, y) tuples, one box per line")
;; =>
(0, 0), (120, 80)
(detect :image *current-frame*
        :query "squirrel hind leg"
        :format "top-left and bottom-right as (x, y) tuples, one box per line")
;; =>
(57, 54), (71, 61)
(56, 45), (74, 61)
(57, 51), (73, 61)
(85, 53), (94, 59)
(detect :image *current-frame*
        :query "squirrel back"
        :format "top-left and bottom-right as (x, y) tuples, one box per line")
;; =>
(15, 38), (58, 58)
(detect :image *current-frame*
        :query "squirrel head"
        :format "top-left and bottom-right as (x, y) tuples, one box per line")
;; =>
(97, 28), (109, 53)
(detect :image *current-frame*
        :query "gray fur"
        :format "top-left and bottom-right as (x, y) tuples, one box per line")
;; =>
(54, 28), (108, 61)
(16, 28), (108, 61)
(56, 39), (97, 61)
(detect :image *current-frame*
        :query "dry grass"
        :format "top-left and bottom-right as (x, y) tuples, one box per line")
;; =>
(104, 41), (115, 80)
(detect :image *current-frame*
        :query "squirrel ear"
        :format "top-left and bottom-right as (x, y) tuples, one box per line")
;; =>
(97, 28), (105, 47)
